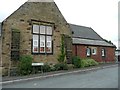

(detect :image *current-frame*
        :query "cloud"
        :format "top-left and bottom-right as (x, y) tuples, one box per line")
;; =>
(55, 0), (118, 47)
(0, 0), (27, 21)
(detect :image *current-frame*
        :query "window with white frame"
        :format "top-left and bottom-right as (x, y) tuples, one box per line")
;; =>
(101, 49), (105, 57)
(92, 48), (97, 55)
(33, 35), (39, 53)
(86, 48), (91, 56)
(32, 24), (53, 54)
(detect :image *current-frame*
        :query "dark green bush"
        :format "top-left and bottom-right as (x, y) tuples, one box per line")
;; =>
(72, 56), (81, 68)
(54, 63), (68, 71)
(18, 55), (32, 75)
(57, 35), (65, 63)
(58, 54), (65, 63)
(50, 66), (56, 71)
(42, 64), (51, 72)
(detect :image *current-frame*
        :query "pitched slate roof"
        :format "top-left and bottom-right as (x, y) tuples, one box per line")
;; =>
(73, 38), (115, 47)
(69, 24), (103, 40)
(70, 24), (115, 47)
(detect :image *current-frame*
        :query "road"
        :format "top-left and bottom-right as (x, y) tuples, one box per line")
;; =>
(2, 66), (118, 88)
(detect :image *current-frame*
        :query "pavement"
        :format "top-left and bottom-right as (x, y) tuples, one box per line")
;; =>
(1, 63), (118, 85)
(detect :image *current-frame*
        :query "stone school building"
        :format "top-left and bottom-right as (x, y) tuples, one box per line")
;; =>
(0, 0), (116, 75)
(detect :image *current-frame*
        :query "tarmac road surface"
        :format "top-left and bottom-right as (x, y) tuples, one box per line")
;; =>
(2, 66), (118, 88)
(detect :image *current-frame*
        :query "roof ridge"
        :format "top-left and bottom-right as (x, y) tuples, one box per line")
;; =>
(69, 23), (104, 40)
(27, 0), (54, 2)
(72, 36), (104, 41)
(69, 23), (91, 29)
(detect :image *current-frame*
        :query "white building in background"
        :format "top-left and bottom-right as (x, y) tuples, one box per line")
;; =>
(115, 49), (120, 62)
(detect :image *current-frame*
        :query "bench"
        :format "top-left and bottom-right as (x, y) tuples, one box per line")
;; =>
(32, 63), (44, 73)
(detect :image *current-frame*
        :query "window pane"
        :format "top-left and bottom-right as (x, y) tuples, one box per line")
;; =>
(40, 35), (45, 53)
(33, 25), (39, 33)
(92, 48), (97, 55)
(102, 49), (105, 56)
(87, 48), (90, 56)
(46, 36), (52, 53)
(47, 41), (51, 47)
(47, 36), (51, 41)
(33, 35), (38, 53)
(40, 25), (45, 34)
(46, 26), (52, 35)
(40, 35), (45, 41)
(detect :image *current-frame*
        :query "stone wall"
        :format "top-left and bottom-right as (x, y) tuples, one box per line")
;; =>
(2, 1), (72, 75)
(0, 37), (1, 66)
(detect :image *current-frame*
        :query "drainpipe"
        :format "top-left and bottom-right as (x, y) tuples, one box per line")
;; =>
(75, 45), (77, 56)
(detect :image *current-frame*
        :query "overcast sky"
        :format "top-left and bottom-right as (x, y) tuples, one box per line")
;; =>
(118, 2), (120, 49)
(0, 0), (119, 48)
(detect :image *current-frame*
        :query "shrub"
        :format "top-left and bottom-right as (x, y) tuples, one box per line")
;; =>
(54, 63), (68, 71)
(87, 59), (98, 66)
(67, 64), (74, 70)
(86, 59), (92, 66)
(58, 54), (65, 63)
(50, 65), (56, 71)
(72, 56), (81, 68)
(81, 59), (89, 68)
(81, 58), (98, 68)
(57, 35), (65, 63)
(18, 55), (32, 75)
(42, 64), (51, 72)
(90, 59), (99, 66)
